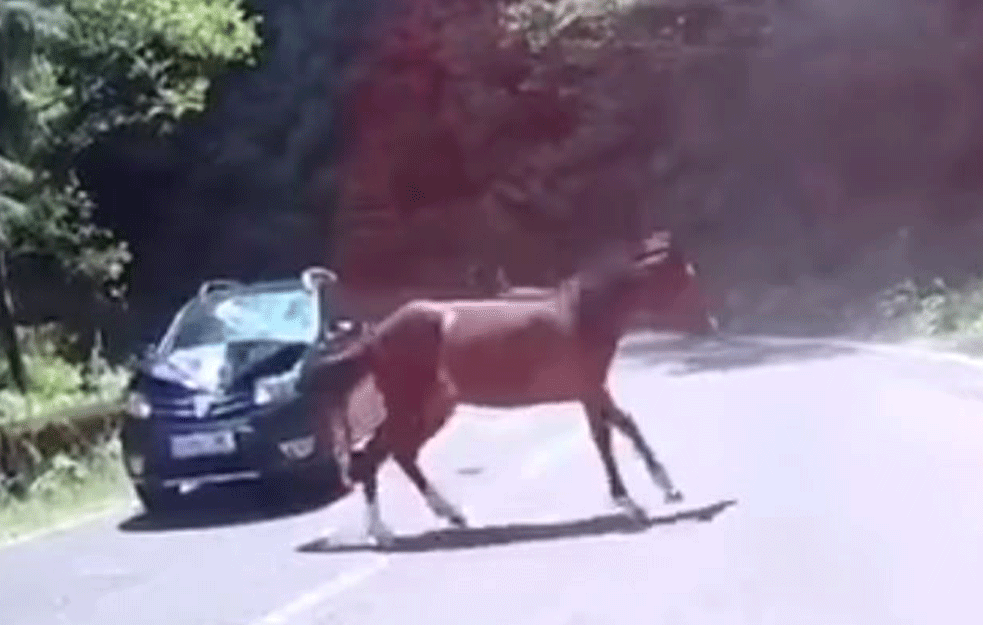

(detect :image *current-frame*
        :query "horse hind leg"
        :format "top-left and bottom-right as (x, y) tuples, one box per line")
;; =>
(582, 398), (646, 522)
(349, 432), (396, 548)
(393, 449), (467, 528)
(600, 392), (683, 504)
(392, 382), (467, 528)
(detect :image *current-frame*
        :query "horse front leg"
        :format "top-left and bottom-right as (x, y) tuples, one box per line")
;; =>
(582, 397), (645, 522)
(600, 389), (683, 504)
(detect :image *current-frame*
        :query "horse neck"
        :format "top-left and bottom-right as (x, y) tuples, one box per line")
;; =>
(569, 272), (640, 342)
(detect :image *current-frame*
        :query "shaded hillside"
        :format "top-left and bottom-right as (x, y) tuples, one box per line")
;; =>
(332, 0), (983, 335)
(67, 0), (983, 341)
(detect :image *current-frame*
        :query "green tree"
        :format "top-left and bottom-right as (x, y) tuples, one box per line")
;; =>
(1, 0), (73, 394)
(0, 0), (261, 395)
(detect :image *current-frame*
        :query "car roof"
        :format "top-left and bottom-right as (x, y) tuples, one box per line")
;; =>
(225, 278), (306, 294)
(191, 276), (351, 317)
(196, 278), (317, 299)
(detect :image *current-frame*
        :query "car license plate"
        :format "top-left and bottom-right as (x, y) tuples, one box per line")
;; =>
(170, 431), (236, 459)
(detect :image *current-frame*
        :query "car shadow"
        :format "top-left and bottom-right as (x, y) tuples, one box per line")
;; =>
(619, 333), (856, 376)
(296, 499), (737, 555)
(117, 481), (350, 533)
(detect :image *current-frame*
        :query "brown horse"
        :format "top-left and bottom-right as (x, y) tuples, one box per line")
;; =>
(302, 232), (717, 547)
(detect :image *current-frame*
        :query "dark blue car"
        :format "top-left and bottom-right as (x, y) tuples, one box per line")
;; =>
(120, 267), (364, 514)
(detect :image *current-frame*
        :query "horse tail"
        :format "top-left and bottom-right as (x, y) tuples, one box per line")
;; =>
(306, 341), (375, 397)
(302, 339), (375, 488)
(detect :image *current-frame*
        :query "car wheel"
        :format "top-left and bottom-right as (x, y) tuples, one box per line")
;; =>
(134, 483), (183, 515)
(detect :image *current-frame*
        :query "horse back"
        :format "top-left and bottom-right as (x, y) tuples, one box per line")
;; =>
(430, 299), (599, 405)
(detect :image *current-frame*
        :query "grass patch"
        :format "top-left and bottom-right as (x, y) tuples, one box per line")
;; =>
(0, 438), (132, 546)
(0, 353), (130, 425)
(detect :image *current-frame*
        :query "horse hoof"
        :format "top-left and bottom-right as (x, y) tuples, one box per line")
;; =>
(664, 489), (684, 504)
(368, 522), (396, 549)
(614, 496), (647, 522)
(370, 530), (396, 549)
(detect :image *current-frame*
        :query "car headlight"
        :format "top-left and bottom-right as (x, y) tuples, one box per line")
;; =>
(254, 368), (300, 406)
(125, 391), (152, 419)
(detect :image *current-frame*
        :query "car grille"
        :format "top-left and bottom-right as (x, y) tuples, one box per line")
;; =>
(150, 390), (254, 420)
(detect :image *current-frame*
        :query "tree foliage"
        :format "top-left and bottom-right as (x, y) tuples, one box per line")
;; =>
(0, 0), (261, 393)
(47, 0), (262, 154)
(335, 0), (676, 285)
(1, 0), (75, 393)
(8, 0), (260, 283)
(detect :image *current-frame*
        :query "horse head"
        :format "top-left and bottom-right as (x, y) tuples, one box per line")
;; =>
(628, 232), (719, 336)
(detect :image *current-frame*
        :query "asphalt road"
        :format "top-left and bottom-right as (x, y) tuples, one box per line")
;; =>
(3, 333), (983, 625)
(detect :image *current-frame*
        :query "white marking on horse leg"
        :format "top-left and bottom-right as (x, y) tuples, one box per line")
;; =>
(423, 486), (468, 528)
(647, 463), (683, 502)
(645, 459), (684, 503)
(365, 499), (395, 548)
(440, 308), (458, 335)
(613, 495), (647, 522)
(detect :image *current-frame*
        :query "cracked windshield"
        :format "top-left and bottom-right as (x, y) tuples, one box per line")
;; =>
(166, 290), (318, 351)
(2, 1), (983, 624)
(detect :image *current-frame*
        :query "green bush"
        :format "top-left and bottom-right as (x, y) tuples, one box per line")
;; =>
(0, 351), (129, 422)
(877, 277), (983, 338)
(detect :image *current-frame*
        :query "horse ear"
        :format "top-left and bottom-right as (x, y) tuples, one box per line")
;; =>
(635, 230), (672, 259)
(633, 250), (669, 271)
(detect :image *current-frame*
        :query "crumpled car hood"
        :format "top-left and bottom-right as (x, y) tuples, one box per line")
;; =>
(144, 344), (228, 393)
(141, 341), (310, 393)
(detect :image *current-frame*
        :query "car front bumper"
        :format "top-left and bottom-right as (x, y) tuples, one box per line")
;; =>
(120, 394), (338, 491)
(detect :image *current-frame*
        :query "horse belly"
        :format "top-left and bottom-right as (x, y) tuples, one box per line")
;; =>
(439, 303), (580, 407)
(445, 347), (583, 408)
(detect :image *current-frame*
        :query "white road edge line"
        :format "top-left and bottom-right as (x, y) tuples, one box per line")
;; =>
(626, 330), (983, 372)
(0, 501), (135, 551)
(246, 555), (390, 625)
(738, 333), (983, 371)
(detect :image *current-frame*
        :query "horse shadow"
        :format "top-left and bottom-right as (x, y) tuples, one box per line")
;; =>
(619, 333), (856, 376)
(296, 499), (737, 554)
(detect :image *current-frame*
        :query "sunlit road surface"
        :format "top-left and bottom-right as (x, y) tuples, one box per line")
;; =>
(3, 332), (983, 625)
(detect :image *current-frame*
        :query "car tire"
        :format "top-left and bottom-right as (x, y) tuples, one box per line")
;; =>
(134, 483), (183, 515)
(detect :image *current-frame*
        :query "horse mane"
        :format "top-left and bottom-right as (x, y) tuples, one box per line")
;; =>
(564, 233), (674, 332)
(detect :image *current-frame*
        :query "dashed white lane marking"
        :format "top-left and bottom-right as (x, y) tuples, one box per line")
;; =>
(246, 555), (390, 625)
(245, 424), (590, 625)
